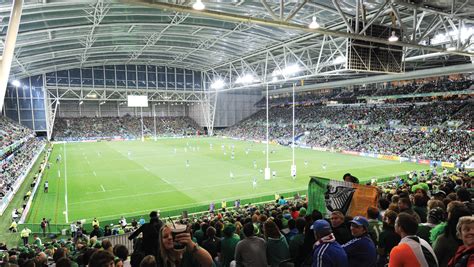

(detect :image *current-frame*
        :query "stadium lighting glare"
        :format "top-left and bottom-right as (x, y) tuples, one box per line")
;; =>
(86, 93), (97, 98)
(79, 101), (83, 105)
(446, 46), (456, 51)
(309, 16), (320, 29)
(432, 27), (474, 45)
(333, 55), (346, 65)
(235, 74), (258, 84)
(11, 80), (20, 87)
(211, 79), (225, 90)
(192, 0), (205, 10)
(388, 31), (399, 42)
(272, 64), (301, 77)
(99, 101), (106, 105)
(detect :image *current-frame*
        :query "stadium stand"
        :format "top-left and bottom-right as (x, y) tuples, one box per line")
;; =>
(1, 168), (472, 267)
(53, 116), (202, 141)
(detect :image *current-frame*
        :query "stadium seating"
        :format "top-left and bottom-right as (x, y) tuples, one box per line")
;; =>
(221, 99), (472, 163)
(4, 167), (472, 267)
(52, 116), (202, 141)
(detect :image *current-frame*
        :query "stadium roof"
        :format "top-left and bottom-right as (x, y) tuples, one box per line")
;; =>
(1, 0), (474, 91)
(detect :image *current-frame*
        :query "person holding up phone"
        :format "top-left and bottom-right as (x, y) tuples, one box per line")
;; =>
(158, 223), (213, 267)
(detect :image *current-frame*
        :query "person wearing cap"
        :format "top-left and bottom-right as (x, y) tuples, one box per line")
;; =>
(341, 216), (377, 267)
(128, 210), (163, 257)
(311, 219), (348, 267)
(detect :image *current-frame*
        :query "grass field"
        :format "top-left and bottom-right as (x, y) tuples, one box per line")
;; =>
(27, 137), (428, 224)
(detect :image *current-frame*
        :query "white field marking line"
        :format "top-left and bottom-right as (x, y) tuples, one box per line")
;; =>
(64, 142), (69, 223)
(79, 186), (308, 221)
(269, 159), (293, 163)
(93, 171), (97, 177)
(85, 188), (123, 195)
(70, 178), (268, 206)
(100, 185), (106, 192)
(161, 178), (171, 184)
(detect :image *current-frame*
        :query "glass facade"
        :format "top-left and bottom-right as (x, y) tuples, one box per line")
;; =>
(3, 75), (47, 131)
(45, 65), (203, 90)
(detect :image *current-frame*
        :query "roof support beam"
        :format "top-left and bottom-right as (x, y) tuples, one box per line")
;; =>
(123, 0), (474, 58)
(0, 0), (23, 112)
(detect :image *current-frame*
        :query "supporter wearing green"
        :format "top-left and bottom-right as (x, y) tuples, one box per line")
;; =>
(367, 206), (383, 246)
(217, 224), (240, 267)
(263, 220), (290, 267)
(288, 218), (305, 263)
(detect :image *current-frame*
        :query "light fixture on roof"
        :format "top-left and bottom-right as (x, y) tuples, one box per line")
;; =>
(79, 100), (84, 105)
(192, 0), (205, 10)
(99, 101), (106, 105)
(11, 80), (20, 87)
(211, 79), (225, 90)
(309, 16), (320, 29)
(235, 74), (258, 84)
(446, 46), (456, 51)
(388, 31), (399, 42)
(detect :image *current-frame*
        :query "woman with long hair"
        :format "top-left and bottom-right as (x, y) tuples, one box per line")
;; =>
(158, 224), (213, 267)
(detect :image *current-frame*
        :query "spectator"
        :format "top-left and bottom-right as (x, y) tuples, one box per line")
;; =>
(288, 217), (306, 264)
(311, 219), (348, 267)
(377, 210), (400, 267)
(342, 216), (377, 267)
(448, 216), (474, 267)
(128, 211), (163, 257)
(89, 250), (115, 267)
(235, 222), (267, 267)
(433, 202), (471, 267)
(389, 212), (438, 267)
(398, 198), (421, 224)
(330, 211), (352, 245)
(263, 219), (290, 267)
(367, 207), (383, 246)
(417, 207), (444, 244)
(217, 223), (240, 267)
(201, 226), (220, 261)
(139, 255), (157, 267)
(158, 224), (212, 267)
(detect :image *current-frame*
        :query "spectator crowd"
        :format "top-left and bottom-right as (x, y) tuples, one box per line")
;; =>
(2, 168), (473, 267)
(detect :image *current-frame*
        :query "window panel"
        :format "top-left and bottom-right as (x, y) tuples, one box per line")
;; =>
(20, 110), (32, 120)
(34, 120), (46, 130)
(19, 99), (31, 109)
(33, 99), (45, 109)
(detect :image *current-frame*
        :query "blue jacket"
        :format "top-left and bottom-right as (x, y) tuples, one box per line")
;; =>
(312, 241), (348, 267)
(341, 234), (377, 267)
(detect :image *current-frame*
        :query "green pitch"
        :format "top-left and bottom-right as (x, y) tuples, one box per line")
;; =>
(27, 137), (427, 224)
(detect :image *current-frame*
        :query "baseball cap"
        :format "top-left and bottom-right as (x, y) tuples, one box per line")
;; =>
(310, 219), (331, 234)
(350, 216), (369, 228)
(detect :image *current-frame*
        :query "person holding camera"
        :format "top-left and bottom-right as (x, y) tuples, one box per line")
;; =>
(157, 223), (213, 267)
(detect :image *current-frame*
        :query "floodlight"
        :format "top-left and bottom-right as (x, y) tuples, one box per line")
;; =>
(79, 101), (84, 105)
(235, 74), (258, 84)
(211, 79), (225, 90)
(446, 46), (456, 51)
(333, 55), (346, 64)
(388, 31), (399, 42)
(193, 0), (205, 10)
(11, 80), (20, 87)
(309, 16), (320, 29)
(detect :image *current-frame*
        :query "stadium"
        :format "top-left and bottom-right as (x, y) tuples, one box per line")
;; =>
(0, 0), (473, 266)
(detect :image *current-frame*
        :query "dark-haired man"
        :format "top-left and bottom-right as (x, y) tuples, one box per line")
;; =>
(389, 212), (438, 267)
(128, 211), (163, 257)
(235, 223), (267, 267)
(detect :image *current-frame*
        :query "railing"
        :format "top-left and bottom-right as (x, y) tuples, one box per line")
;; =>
(98, 232), (134, 254)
